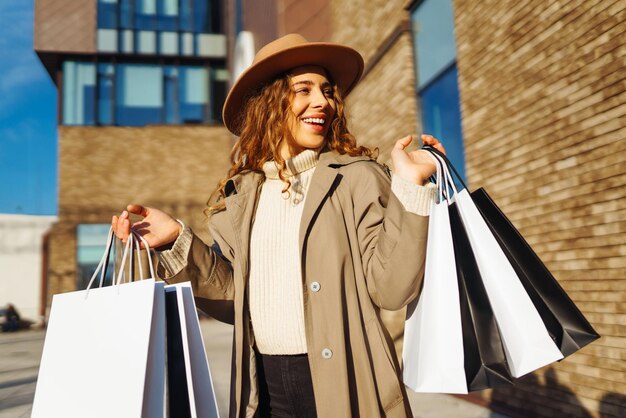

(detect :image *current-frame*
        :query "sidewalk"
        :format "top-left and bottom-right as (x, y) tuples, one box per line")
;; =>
(0, 320), (510, 418)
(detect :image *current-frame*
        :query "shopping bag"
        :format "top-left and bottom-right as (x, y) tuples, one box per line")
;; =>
(425, 148), (565, 378)
(471, 188), (600, 355)
(165, 282), (220, 418)
(403, 155), (467, 393)
(448, 203), (513, 391)
(32, 230), (166, 418)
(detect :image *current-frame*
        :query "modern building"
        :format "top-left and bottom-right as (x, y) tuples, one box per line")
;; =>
(34, 0), (234, 297)
(227, 0), (625, 417)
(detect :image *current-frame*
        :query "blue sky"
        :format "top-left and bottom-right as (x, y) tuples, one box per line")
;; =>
(0, 1), (57, 215)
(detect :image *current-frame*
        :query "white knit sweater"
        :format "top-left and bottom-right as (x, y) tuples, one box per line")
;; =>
(249, 149), (318, 354)
(158, 150), (436, 355)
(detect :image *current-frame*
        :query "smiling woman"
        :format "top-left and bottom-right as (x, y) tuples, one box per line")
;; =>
(285, 66), (336, 158)
(111, 34), (446, 417)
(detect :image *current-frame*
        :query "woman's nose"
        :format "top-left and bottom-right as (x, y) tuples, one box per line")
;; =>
(311, 88), (330, 109)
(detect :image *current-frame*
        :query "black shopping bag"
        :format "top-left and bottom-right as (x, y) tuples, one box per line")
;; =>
(425, 145), (600, 359)
(449, 203), (514, 391)
(471, 189), (600, 356)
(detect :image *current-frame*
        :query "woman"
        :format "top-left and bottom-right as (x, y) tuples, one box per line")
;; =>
(113, 34), (445, 418)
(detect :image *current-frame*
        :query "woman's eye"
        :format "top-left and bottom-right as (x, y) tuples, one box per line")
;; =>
(296, 88), (310, 94)
(324, 90), (334, 97)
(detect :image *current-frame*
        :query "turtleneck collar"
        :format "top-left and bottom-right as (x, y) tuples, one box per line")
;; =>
(262, 149), (319, 180)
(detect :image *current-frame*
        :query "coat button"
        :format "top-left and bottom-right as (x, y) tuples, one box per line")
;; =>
(310, 282), (321, 292)
(321, 348), (333, 359)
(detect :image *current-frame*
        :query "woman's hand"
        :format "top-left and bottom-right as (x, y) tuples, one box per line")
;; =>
(391, 134), (446, 185)
(112, 204), (182, 249)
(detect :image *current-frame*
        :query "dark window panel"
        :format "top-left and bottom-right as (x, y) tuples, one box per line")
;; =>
(120, 0), (133, 29)
(157, 0), (178, 31)
(211, 80), (226, 122)
(97, 0), (118, 29)
(97, 64), (115, 125)
(420, 64), (465, 183)
(193, 0), (210, 33)
(180, 0), (193, 31)
(164, 66), (180, 123)
(135, 0), (157, 30)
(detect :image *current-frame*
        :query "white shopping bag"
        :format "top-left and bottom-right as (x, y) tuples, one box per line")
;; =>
(403, 155), (467, 394)
(453, 188), (563, 377)
(165, 282), (220, 418)
(32, 230), (166, 418)
(428, 152), (563, 378)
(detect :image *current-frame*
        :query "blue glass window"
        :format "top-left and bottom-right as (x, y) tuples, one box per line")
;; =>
(411, 0), (456, 89)
(63, 62), (96, 125)
(135, 0), (156, 30)
(193, 0), (210, 33)
(98, 0), (118, 29)
(164, 67), (180, 123)
(211, 68), (228, 122)
(62, 61), (225, 126)
(77, 224), (114, 290)
(421, 65), (465, 181)
(157, 0), (178, 31)
(98, 0), (221, 33)
(120, 0), (134, 29)
(412, 0), (466, 182)
(180, 67), (208, 123)
(116, 64), (163, 126)
(98, 64), (115, 125)
(180, 0), (193, 31)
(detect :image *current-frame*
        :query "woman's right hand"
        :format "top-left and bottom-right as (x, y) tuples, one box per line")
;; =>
(112, 204), (182, 249)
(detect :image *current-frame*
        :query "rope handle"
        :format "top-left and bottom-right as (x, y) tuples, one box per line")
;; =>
(84, 226), (157, 298)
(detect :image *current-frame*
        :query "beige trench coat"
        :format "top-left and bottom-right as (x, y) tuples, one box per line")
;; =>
(163, 151), (429, 417)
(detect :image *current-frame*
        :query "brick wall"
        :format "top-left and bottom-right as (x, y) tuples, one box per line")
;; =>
(345, 31), (420, 165)
(454, 0), (626, 417)
(34, 0), (96, 54)
(278, 0), (331, 41)
(48, 126), (233, 296)
(330, 0), (413, 64)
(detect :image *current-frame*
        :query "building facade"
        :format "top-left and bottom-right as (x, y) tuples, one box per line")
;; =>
(227, 0), (625, 417)
(35, 0), (233, 297)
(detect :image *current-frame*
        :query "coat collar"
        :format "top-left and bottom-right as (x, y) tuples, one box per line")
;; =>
(298, 151), (373, 253)
(223, 151), (375, 276)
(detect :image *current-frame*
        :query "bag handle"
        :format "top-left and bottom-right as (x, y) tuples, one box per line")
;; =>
(114, 230), (157, 286)
(85, 227), (115, 292)
(84, 227), (158, 296)
(422, 145), (468, 191)
(132, 230), (156, 280)
(423, 149), (458, 204)
(424, 151), (447, 203)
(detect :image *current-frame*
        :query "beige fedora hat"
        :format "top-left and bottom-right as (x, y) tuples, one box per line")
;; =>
(222, 33), (364, 135)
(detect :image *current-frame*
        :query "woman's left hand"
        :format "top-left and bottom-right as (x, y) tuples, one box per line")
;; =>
(391, 134), (446, 185)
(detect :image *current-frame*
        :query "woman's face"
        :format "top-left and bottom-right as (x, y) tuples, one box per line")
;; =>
(282, 65), (337, 159)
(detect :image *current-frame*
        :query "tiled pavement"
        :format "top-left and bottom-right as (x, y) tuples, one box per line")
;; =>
(0, 320), (510, 418)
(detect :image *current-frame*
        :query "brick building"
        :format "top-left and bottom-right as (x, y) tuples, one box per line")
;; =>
(35, 0), (233, 296)
(227, 0), (625, 417)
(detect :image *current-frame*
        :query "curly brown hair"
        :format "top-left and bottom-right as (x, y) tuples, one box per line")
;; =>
(206, 70), (375, 214)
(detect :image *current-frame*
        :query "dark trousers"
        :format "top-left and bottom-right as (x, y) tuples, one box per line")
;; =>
(256, 351), (317, 418)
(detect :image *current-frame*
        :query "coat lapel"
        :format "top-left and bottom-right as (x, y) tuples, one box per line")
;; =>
(299, 162), (338, 255)
(225, 171), (263, 287)
(298, 151), (373, 256)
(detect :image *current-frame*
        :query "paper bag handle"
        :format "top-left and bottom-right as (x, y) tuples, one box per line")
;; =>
(84, 227), (158, 294)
